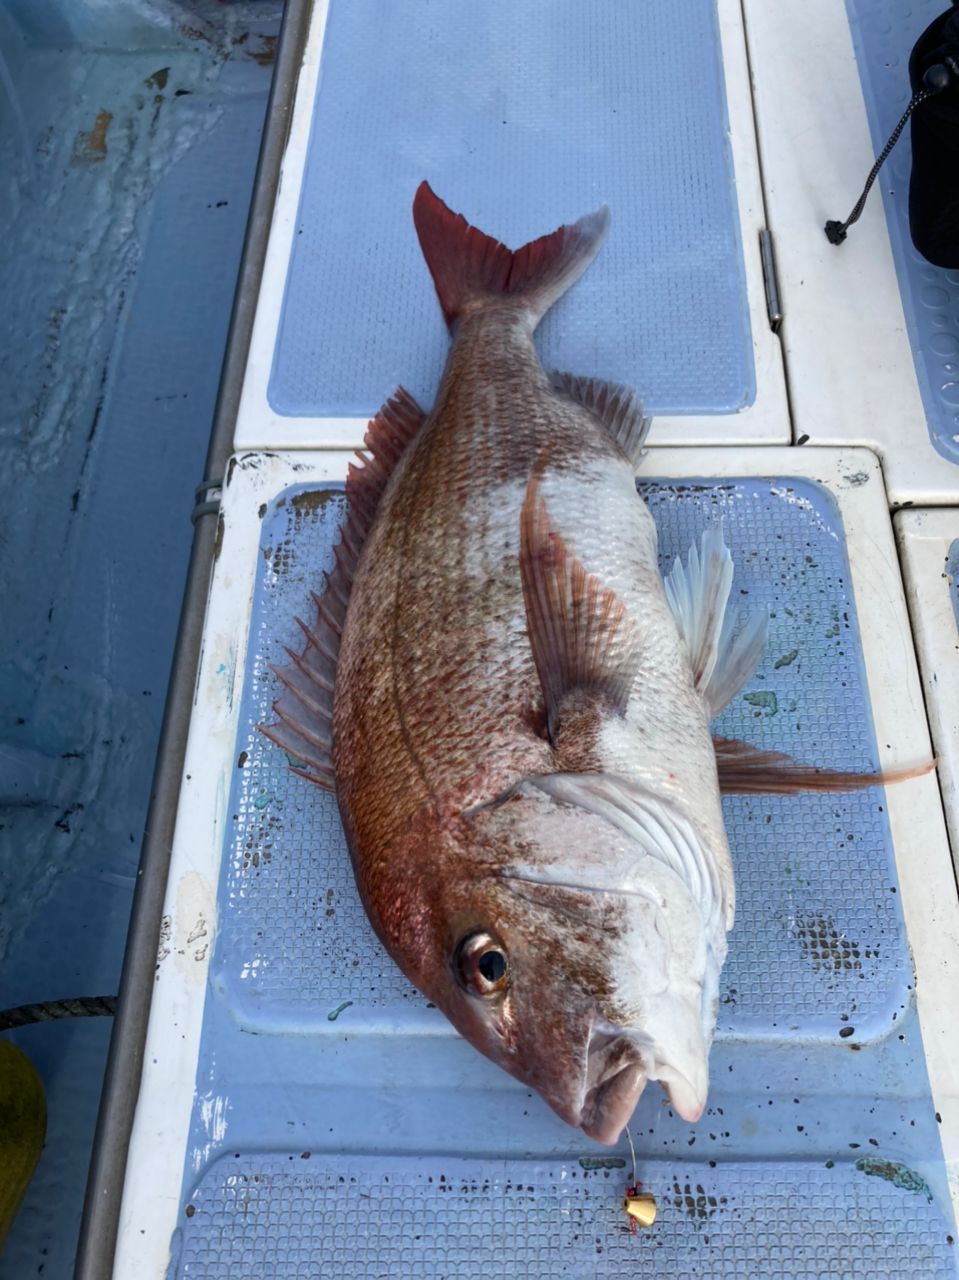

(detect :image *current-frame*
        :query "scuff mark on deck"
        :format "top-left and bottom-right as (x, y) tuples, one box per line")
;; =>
(743, 689), (778, 714)
(72, 110), (112, 164)
(855, 1157), (933, 1201)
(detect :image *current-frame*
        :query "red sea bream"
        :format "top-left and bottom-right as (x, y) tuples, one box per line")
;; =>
(264, 184), (921, 1145)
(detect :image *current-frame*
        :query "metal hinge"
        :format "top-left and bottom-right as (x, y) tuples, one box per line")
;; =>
(759, 229), (782, 333)
(191, 477), (223, 524)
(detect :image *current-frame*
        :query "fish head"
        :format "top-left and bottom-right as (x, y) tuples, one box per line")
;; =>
(420, 777), (726, 1145)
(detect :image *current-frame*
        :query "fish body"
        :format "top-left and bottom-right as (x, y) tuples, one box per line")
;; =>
(335, 210), (732, 1141)
(265, 185), (911, 1144)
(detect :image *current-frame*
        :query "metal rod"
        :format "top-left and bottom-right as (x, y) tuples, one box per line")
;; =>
(759, 228), (782, 334)
(73, 3), (314, 1275)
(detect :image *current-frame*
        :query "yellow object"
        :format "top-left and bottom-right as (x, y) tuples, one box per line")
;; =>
(623, 1190), (657, 1228)
(0, 1040), (46, 1247)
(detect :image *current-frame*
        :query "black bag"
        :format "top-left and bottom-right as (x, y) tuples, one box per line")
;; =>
(909, 5), (959, 266)
(826, 2), (959, 267)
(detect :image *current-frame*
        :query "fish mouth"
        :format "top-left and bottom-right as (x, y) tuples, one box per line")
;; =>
(579, 1058), (649, 1145)
(576, 1029), (651, 1146)
(576, 1027), (707, 1143)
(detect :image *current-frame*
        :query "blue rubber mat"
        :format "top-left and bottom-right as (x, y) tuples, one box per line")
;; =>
(174, 1156), (953, 1278)
(168, 478), (955, 1277)
(268, 0), (754, 418)
(949, 539), (959, 629)
(845, 0), (959, 465)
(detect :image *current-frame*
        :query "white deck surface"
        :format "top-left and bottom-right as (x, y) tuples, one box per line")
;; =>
(742, 0), (959, 506)
(895, 509), (959, 862)
(116, 446), (959, 1276)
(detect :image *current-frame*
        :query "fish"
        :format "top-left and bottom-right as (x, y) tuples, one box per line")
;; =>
(263, 183), (930, 1145)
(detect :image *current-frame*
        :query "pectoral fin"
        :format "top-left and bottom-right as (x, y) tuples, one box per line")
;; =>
(520, 474), (642, 742)
(663, 525), (768, 718)
(713, 736), (935, 794)
(523, 771), (729, 930)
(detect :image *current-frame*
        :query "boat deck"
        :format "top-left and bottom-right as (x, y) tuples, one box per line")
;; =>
(109, 2), (959, 1275)
(125, 449), (959, 1278)
(3, 0), (959, 1276)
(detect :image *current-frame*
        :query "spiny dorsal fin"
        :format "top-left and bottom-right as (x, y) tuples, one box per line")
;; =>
(520, 472), (641, 743)
(550, 371), (651, 467)
(412, 181), (609, 330)
(713, 736), (935, 794)
(259, 387), (426, 789)
(663, 525), (768, 719)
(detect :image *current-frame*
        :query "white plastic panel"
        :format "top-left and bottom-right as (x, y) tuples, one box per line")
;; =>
(233, 0), (789, 451)
(895, 509), (959, 862)
(114, 447), (959, 1277)
(742, 0), (959, 506)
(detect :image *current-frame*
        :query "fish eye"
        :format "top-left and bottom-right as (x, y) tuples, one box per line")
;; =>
(454, 931), (510, 996)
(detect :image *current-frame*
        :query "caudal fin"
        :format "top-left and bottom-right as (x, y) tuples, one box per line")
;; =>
(412, 181), (609, 330)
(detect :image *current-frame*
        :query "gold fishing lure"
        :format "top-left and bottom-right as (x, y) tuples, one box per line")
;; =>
(623, 1184), (657, 1230)
(622, 1128), (656, 1231)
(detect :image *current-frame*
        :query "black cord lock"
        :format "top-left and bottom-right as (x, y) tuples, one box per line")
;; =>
(825, 62), (951, 246)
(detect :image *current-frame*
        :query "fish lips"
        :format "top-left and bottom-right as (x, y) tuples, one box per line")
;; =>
(579, 1055), (649, 1146)
(573, 1028), (706, 1145)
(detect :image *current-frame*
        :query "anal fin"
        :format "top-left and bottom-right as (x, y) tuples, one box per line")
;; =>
(550, 371), (651, 467)
(520, 473), (641, 742)
(713, 736), (935, 794)
(663, 525), (768, 719)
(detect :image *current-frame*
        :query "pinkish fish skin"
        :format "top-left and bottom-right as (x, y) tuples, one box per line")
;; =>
(264, 183), (929, 1145)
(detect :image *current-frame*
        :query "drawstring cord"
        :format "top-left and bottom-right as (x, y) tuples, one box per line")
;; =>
(825, 62), (952, 245)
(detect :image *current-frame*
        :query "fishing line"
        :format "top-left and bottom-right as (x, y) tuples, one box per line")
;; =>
(622, 1119), (657, 1231)
(625, 1122), (638, 1187)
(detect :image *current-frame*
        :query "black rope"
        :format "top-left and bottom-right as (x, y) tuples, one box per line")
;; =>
(0, 995), (117, 1031)
(825, 88), (934, 245)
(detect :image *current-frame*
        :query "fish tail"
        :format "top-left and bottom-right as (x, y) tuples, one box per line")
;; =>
(412, 181), (609, 330)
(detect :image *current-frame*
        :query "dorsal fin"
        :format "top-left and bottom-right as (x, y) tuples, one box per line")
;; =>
(520, 471), (642, 743)
(550, 371), (651, 467)
(259, 387), (426, 789)
(712, 736), (935, 794)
